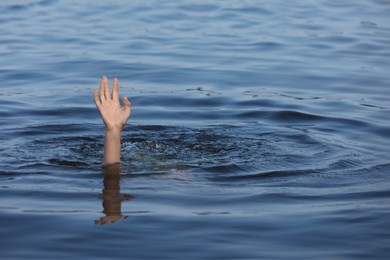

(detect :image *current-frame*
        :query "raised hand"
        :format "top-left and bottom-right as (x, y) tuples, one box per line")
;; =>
(94, 76), (131, 132)
(94, 76), (131, 165)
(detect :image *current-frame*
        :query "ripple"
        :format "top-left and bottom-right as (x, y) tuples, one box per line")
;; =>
(1, 0), (390, 258)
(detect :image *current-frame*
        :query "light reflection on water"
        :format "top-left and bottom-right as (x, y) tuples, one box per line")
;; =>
(0, 0), (389, 259)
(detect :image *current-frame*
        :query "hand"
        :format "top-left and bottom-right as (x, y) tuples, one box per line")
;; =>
(94, 76), (131, 132)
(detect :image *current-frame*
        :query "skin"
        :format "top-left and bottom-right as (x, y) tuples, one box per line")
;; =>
(94, 76), (131, 165)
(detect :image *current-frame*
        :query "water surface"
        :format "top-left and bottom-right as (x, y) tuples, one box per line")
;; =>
(1, 0), (390, 259)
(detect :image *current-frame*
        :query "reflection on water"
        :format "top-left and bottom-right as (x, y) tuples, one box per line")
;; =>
(0, 0), (390, 258)
(95, 164), (133, 225)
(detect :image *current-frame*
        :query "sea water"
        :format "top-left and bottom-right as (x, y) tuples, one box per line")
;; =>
(0, 0), (389, 259)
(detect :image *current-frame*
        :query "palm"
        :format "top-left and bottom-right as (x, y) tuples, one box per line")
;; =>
(94, 76), (131, 131)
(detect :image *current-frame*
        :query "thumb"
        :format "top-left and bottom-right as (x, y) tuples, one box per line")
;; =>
(123, 96), (131, 113)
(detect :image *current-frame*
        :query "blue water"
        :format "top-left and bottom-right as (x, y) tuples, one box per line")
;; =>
(1, 0), (390, 259)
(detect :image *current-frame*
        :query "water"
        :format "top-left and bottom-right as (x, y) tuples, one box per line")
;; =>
(1, 0), (390, 258)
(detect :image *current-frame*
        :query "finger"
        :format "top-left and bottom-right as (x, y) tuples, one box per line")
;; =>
(123, 96), (131, 115)
(94, 89), (101, 108)
(100, 76), (106, 101)
(104, 76), (111, 100)
(112, 77), (119, 103)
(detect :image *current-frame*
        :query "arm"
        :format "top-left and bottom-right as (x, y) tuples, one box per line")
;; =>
(94, 76), (131, 165)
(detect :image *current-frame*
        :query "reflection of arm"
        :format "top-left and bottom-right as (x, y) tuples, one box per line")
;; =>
(102, 164), (122, 218)
(95, 164), (133, 225)
(94, 76), (131, 165)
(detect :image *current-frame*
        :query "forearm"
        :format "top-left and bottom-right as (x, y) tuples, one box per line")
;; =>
(103, 129), (122, 165)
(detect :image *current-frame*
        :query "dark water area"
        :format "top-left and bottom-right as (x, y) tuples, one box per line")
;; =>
(1, 0), (390, 259)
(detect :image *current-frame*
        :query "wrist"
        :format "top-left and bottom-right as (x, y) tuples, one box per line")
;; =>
(105, 126), (123, 136)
